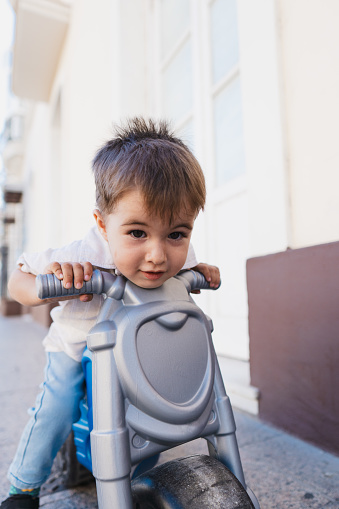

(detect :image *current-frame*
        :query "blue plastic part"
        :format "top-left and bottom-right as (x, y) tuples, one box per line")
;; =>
(72, 348), (93, 472)
(72, 348), (161, 476)
(82, 349), (94, 432)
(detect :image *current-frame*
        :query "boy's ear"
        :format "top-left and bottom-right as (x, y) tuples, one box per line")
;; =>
(93, 209), (108, 241)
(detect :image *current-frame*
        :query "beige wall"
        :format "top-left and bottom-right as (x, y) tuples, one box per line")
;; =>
(278, 0), (339, 248)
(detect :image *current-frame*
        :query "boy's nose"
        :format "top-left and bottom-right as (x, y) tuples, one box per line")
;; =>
(145, 242), (167, 265)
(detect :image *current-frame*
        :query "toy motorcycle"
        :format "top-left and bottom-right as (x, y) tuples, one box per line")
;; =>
(37, 269), (260, 509)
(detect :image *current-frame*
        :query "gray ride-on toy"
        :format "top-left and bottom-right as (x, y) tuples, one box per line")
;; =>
(37, 269), (260, 509)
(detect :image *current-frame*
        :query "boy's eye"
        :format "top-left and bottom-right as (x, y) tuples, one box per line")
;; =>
(130, 230), (146, 239)
(168, 232), (183, 240)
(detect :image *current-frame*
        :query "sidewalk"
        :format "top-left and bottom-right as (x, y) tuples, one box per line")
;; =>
(1, 314), (338, 508)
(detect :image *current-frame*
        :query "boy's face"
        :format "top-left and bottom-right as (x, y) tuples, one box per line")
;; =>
(94, 189), (196, 288)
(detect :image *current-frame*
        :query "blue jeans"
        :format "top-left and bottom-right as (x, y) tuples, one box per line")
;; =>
(8, 352), (85, 490)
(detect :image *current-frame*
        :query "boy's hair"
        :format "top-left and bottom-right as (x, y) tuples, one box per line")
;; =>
(92, 117), (206, 221)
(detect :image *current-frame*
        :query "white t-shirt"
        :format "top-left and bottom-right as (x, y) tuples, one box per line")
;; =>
(18, 226), (198, 361)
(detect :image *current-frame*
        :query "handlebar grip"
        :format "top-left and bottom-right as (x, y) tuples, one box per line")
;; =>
(36, 269), (105, 300)
(191, 271), (212, 291)
(179, 270), (221, 292)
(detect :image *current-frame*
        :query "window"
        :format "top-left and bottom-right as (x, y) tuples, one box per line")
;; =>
(159, 0), (193, 141)
(210, 0), (239, 83)
(161, 0), (190, 60)
(210, 0), (246, 186)
(214, 76), (246, 183)
(162, 38), (193, 122)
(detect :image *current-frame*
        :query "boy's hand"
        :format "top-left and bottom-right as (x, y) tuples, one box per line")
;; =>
(43, 262), (94, 302)
(192, 263), (221, 290)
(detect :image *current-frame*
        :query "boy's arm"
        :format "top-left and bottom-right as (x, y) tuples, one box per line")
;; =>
(8, 262), (94, 306)
(8, 268), (48, 306)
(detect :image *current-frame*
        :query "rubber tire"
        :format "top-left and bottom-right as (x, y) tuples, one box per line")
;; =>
(131, 454), (255, 509)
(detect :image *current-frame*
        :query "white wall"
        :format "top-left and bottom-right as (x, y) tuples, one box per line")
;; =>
(22, 104), (52, 252)
(278, 0), (339, 248)
(238, 0), (290, 257)
(55, 0), (118, 244)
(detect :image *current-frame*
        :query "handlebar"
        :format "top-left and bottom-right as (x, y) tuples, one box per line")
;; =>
(36, 269), (220, 301)
(179, 270), (216, 292)
(36, 270), (118, 300)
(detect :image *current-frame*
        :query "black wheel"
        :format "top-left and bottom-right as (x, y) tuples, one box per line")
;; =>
(54, 431), (94, 488)
(131, 454), (255, 509)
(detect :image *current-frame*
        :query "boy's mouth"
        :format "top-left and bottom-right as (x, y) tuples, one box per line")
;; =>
(142, 271), (165, 281)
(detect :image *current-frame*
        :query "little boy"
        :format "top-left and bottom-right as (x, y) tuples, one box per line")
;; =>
(2, 118), (220, 508)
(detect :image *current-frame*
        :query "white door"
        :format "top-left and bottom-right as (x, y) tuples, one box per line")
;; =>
(153, 0), (250, 360)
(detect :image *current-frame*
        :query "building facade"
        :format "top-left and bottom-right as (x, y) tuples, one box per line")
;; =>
(1, 0), (339, 422)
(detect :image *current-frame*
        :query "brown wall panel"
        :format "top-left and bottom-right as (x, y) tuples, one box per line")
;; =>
(247, 242), (339, 455)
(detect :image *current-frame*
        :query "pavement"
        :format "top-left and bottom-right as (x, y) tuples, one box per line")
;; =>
(0, 314), (338, 509)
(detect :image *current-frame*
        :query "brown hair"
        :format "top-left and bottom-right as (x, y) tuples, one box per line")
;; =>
(92, 117), (206, 222)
